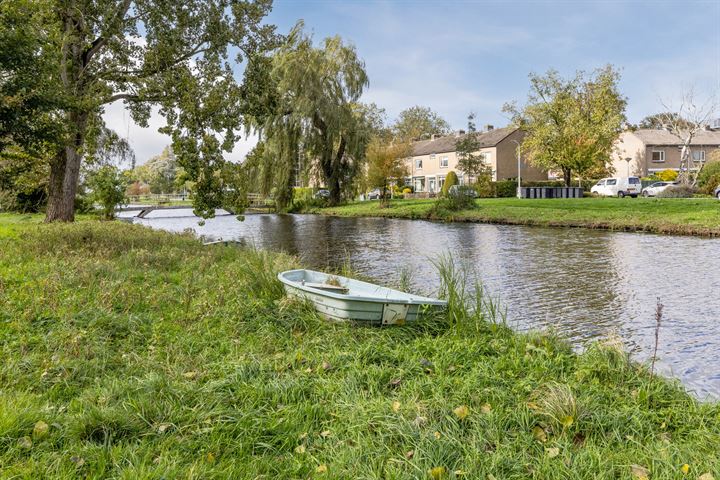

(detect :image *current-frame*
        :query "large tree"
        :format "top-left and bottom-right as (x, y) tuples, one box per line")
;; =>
(504, 66), (627, 186)
(5, 0), (277, 222)
(455, 112), (491, 179)
(393, 106), (451, 141)
(252, 26), (373, 207)
(366, 138), (411, 207)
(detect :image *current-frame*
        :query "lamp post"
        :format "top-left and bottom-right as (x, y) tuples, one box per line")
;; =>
(510, 139), (522, 198)
(625, 157), (632, 177)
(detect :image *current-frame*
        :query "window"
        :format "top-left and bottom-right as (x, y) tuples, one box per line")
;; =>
(628, 177), (640, 184)
(692, 150), (706, 162)
(415, 159), (423, 169)
(651, 150), (665, 162)
(440, 156), (449, 168)
(595, 179), (606, 186)
(606, 179), (617, 185)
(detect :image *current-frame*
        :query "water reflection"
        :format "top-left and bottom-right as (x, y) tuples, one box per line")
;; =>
(130, 212), (720, 399)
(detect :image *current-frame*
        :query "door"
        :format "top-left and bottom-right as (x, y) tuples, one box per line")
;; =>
(428, 178), (436, 193)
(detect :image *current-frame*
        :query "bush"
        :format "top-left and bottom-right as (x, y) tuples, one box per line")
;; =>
(87, 166), (127, 219)
(441, 171), (459, 196)
(656, 169), (679, 181)
(402, 187), (412, 194)
(434, 186), (476, 211)
(657, 184), (697, 198)
(697, 161), (720, 194)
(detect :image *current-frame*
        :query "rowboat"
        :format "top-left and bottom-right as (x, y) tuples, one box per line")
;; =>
(277, 269), (447, 325)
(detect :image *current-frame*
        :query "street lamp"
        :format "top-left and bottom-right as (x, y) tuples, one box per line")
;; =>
(510, 139), (522, 198)
(625, 157), (632, 177)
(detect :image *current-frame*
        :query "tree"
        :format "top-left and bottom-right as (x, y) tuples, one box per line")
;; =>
(366, 138), (411, 207)
(393, 106), (451, 141)
(253, 25), (373, 207)
(7, 0), (276, 222)
(656, 88), (717, 185)
(131, 146), (178, 194)
(504, 66), (627, 186)
(637, 113), (692, 130)
(441, 170), (458, 196)
(87, 165), (126, 219)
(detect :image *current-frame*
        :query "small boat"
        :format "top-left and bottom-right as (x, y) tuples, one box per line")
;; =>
(278, 269), (447, 325)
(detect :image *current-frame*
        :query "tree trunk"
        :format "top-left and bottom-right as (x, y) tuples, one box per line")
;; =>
(562, 167), (572, 187)
(45, 112), (88, 222)
(327, 137), (346, 206)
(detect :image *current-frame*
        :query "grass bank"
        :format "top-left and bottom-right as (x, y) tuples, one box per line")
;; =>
(1, 216), (719, 478)
(305, 197), (720, 237)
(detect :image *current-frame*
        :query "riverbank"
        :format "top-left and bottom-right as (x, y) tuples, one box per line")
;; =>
(304, 197), (720, 236)
(1, 215), (719, 478)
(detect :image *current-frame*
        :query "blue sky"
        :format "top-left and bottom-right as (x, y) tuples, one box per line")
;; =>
(107, 0), (720, 164)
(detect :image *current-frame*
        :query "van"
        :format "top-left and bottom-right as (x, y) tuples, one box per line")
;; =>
(590, 177), (641, 198)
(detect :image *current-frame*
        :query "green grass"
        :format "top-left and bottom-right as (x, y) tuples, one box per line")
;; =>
(306, 197), (720, 236)
(1, 216), (719, 479)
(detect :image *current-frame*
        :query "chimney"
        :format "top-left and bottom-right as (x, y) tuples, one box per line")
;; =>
(455, 129), (466, 137)
(484, 124), (494, 132)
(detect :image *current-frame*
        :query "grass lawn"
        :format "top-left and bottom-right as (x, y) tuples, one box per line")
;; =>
(306, 197), (720, 236)
(1, 216), (719, 478)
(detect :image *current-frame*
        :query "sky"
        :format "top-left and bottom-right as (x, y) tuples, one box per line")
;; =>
(103, 0), (720, 165)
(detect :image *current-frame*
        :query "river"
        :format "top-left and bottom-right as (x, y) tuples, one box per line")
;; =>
(124, 210), (720, 399)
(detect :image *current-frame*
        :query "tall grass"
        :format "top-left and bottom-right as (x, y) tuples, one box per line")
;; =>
(1, 218), (719, 478)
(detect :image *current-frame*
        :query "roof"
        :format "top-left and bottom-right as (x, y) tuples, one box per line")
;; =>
(411, 126), (517, 156)
(630, 128), (720, 146)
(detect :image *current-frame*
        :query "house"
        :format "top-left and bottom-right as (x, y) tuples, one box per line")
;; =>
(405, 126), (547, 193)
(611, 129), (720, 177)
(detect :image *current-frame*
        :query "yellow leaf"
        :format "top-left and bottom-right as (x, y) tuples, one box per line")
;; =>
(480, 403), (492, 414)
(405, 450), (415, 459)
(699, 474), (715, 480)
(526, 402), (539, 410)
(454, 470), (466, 476)
(206, 452), (215, 463)
(157, 423), (172, 434)
(546, 447), (560, 458)
(532, 426), (547, 443)
(315, 464), (328, 474)
(453, 405), (469, 420)
(392, 401), (401, 413)
(428, 466), (446, 479)
(33, 421), (49, 439)
(630, 464), (650, 480)
(182, 371), (198, 379)
(17, 436), (32, 449)
(294, 445), (306, 454)
(320, 430), (331, 438)
(680, 464), (690, 475)
(433, 431), (441, 439)
(561, 415), (574, 428)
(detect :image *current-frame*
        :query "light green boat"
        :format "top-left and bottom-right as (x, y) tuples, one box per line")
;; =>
(278, 269), (447, 325)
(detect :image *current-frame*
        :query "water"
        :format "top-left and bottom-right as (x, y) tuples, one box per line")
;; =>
(126, 210), (720, 399)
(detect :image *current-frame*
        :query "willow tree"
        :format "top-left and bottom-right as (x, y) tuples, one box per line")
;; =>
(11, 0), (276, 222)
(504, 66), (627, 186)
(255, 26), (371, 206)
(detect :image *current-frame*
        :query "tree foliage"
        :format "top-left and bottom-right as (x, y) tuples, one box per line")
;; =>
(130, 146), (179, 194)
(249, 25), (373, 207)
(87, 165), (126, 219)
(637, 113), (693, 130)
(504, 66), (627, 186)
(366, 138), (411, 206)
(5, 0), (277, 222)
(441, 170), (459, 196)
(393, 106), (451, 141)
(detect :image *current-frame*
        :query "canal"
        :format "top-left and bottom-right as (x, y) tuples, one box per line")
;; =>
(127, 211), (720, 399)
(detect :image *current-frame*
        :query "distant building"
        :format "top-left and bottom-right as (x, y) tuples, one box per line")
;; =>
(405, 126), (547, 193)
(612, 129), (720, 177)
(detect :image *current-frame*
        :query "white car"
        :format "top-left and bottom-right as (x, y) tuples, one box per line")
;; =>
(591, 177), (641, 198)
(641, 181), (678, 197)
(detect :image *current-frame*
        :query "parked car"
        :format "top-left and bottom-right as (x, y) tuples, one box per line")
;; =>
(314, 189), (330, 199)
(448, 185), (478, 198)
(590, 177), (641, 197)
(715, 185), (720, 200)
(641, 181), (678, 197)
(367, 188), (382, 200)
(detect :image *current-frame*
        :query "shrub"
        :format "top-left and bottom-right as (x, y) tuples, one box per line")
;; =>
(494, 180), (517, 198)
(87, 166), (127, 219)
(434, 186), (476, 211)
(402, 187), (412, 194)
(657, 184), (697, 198)
(697, 160), (720, 194)
(441, 171), (459, 196)
(656, 169), (678, 181)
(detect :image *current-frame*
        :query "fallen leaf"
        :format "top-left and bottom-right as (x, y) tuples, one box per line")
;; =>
(157, 423), (172, 434)
(389, 378), (402, 388)
(321, 361), (332, 371)
(33, 421), (49, 439)
(526, 402), (539, 410)
(630, 464), (650, 480)
(304, 367), (313, 374)
(680, 464), (690, 475)
(433, 431), (441, 439)
(413, 416), (427, 426)
(320, 430), (331, 438)
(294, 445), (306, 454)
(453, 405), (469, 420)
(546, 447), (560, 458)
(405, 450), (415, 459)
(206, 452), (215, 463)
(428, 466), (446, 479)
(70, 456), (85, 467)
(454, 470), (466, 476)
(480, 403), (492, 414)
(699, 474), (715, 480)
(487, 475), (498, 480)
(17, 436), (32, 449)
(392, 401), (401, 413)
(532, 426), (548, 443)
(315, 464), (328, 473)
(182, 371), (198, 379)
(561, 415), (574, 428)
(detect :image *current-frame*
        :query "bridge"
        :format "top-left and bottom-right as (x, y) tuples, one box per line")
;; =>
(118, 193), (274, 218)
